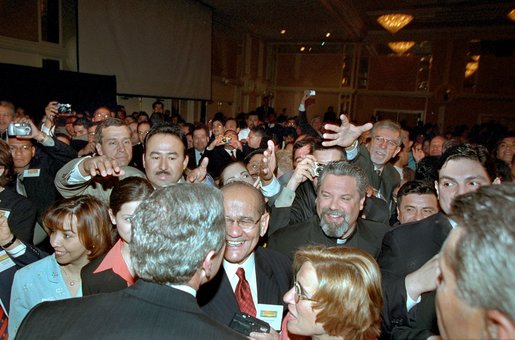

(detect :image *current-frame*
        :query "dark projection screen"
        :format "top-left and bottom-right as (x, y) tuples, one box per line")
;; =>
(78, 0), (212, 99)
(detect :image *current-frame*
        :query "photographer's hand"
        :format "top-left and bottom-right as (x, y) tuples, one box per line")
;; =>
(44, 101), (58, 128)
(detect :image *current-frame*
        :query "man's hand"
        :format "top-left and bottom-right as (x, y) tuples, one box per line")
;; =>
(0, 216), (13, 246)
(260, 140), (277, 185)
(80, 155), (125, 178)
(12, 117), (42, 140)
(43, 101), (58, 128)
(405, 254), (440, 301)
(208, 135), (225, 150)
(322, 114), (373, 148)
(286, 155), (316, 192)
(187, 157), (209, 183)
(249, 328), (279, 340)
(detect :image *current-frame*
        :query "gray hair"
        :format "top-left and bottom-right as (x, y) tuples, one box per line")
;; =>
(130, 183), (226, 285)
(317, 161), (368, 199)
(371, 120), (402, 145)
(449, 183), (515, 322)
(94, 117), (129, 144)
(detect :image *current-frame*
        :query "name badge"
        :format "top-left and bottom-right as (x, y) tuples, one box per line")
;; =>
(0, 250), (15, 273)
(256, 304), (283, 331)
(23, 169), (41, 177)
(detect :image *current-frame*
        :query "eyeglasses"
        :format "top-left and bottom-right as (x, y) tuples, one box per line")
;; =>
(372, 136), (399, 149)
(294, 280), (315, 303)
(225, 216), (261, 230)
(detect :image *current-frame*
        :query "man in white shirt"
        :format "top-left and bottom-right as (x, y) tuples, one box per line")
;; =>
(198, 182), (292, 333)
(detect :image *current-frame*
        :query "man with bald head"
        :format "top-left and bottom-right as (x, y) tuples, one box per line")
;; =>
(198, 182), (291, 333)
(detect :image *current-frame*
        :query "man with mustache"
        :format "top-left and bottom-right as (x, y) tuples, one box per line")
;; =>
(268, 161), (388, 261)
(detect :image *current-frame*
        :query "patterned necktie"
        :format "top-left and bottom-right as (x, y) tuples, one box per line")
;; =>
(0, 305), (8, 340)
(235, 268), (256, 316)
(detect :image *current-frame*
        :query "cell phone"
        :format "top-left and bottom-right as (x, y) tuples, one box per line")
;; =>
(229, 312), (270, 336)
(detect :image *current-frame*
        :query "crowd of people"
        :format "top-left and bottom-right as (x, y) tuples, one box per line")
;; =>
(0, 94), (513, 339)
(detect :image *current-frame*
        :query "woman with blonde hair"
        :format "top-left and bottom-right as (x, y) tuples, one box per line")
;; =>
(283, 246), (383, 340)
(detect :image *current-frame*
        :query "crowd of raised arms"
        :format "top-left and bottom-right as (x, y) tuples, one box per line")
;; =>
(0, 95), (513, 340)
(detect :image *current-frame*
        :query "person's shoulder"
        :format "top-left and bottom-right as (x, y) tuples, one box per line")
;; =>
(257, 247), (292, 267)
(388, 213), (450, 236)
(270, 216), (315, 239)
(15, 254), (53, 278)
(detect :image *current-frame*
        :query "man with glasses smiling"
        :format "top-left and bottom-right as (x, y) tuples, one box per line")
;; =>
(323, 118), (402, 215)
(198, 181), (292, 334)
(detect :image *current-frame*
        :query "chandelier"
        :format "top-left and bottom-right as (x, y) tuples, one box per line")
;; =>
(508, 9), (515, 22)
(465, 55), (480, 78)
(377, 14), (414, 34)
(388, 41), (415, 55)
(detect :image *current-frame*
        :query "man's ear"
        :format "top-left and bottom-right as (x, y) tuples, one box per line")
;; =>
(486, 309), (515, 340)
(96, 143), (103, 156)
(259, 213), (270, 238)
(201, 249), (223, 283)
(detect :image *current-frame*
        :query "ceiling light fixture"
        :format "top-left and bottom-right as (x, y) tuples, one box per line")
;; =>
(388, 41), (415, 55)
(377, 13), (414, 34)
(300, 46), (306, 52)
(325, 32), (331, 38)
(280, 29), (286, 34)
(508, 9), (515, 22)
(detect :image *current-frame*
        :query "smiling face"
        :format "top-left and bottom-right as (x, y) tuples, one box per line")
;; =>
(223, 185), (268, 264)
(221, 163), (254, 185)
(143, 133), (188, 188)
(316, 174), (365, 239)
(367, 127), (401, 167)
(97, 125), (132, 166)
(283, 262), (325, 336)
(437, 158), (491, 214)
(397, 193), (439, 224)
(50, 214), (89, 268)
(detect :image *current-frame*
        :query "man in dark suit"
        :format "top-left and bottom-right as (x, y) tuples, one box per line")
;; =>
(378, 144), (497, 339)
(16, 184), (244, 339)
(268, 161), (389, 261)
(206, 129), (246, 179)
(198, 182), (292, 333)
(187, 124), (209, 170)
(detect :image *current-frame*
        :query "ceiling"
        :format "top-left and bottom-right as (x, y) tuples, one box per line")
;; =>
(201, 0), (515, 46)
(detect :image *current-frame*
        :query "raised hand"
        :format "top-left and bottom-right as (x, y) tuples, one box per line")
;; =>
(80, 155), (125, 178)
(187, 157), (209, 183)
(322, 114), (373, 148)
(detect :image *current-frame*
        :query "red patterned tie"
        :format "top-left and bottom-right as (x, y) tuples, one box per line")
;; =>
(0, 306), (8, 340)
(235, 268), (256, 316)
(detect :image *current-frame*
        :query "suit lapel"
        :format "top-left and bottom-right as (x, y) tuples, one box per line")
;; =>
(255, 249), (281, 306)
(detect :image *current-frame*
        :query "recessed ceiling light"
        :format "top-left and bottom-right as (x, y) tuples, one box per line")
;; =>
(321, 41), (326, 46)
(300, 46), (306, 52)
(308, 47), (312, 51)
(280, 29), (286, 34)
(325, 32), (331, 37)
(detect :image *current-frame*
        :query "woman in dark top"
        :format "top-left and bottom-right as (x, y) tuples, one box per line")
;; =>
(81, 177), (154, 295)
(0, 140), (36, 243)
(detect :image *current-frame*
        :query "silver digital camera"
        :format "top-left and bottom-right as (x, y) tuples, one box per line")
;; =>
(313, 161), (325, 177)
(57, 103), (72, 113)
(7, 122), (32, 136)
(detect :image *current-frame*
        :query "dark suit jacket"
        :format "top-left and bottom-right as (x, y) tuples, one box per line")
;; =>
(186, 147), (206, 170)
(197, 247), (292, 327)
(17, 280), (245, 340)
(377, 213), (452, 339)
(0, 242), (45, 313)
(352, 145), (400, 211)
(205, 146), (244, 179)
(80, 252), (130, 296)
(129, 143), (144, 171)
(268, 215), (388, 261)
